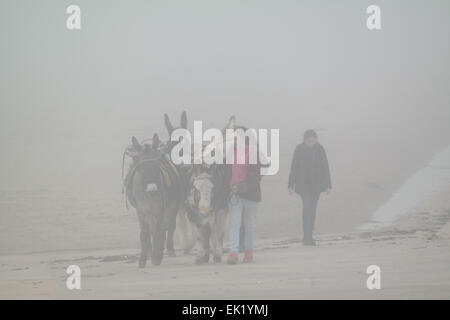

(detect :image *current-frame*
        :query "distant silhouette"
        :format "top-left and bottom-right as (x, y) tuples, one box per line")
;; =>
(288, 130), (332, 245)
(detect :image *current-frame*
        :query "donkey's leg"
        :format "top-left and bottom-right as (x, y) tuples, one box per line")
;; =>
(152, 201), (176, 266)
(210, 218), (221, 263)
(218, 210), (228, 258)
(196, 225), (211, 264)
(212, 208), (227, 262)
(138, 213), (151, 268)
(177, 210), (196, 254)
(151, 228), (166, 266)
(186, 221), (197, 254)
(147, 230), (153, 257)
(203, 226), (211, 263)
(210, 231), (220, 263)
(165, 202), (180, 257)
(194, 226), (205, 264)
(193, 224), (209, 264)
(166, 216), (176, 257)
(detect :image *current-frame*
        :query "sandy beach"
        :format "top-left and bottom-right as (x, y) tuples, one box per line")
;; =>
(1, 174), (449, 299)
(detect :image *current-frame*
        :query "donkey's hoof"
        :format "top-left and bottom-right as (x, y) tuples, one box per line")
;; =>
(195, 255), (209, 265)
(166, 249), (176, 257)
(138, 260), (146, 268)
(151, 252), (164, 266)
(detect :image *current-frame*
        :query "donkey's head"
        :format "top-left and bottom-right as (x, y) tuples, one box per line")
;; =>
(187, 165), (216, 221)
(131, 134), (162, 183)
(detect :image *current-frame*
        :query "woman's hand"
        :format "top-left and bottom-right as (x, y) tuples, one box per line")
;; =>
(288, 188), (293, 196)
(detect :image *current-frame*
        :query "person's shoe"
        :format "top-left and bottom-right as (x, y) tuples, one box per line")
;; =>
(243, 250), (253, 263)
(227, 252), (239, 265)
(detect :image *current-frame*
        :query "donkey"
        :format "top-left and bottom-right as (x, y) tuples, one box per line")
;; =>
(180, 115), (239, 263)
(162, 111), (195, 255)
(186, 163), (230, 264)
(129, 134), (184, 267)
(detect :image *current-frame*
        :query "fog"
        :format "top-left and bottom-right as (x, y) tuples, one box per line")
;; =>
(1, 0), (450, 253)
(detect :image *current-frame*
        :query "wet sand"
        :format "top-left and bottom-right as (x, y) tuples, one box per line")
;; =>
(1, 185), (449, 299)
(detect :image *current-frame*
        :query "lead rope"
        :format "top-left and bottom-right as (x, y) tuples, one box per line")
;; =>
(121, 151), (127, 194)
(122, 149), (136, 211)
(159, 170), (167, 211)
(122, 151), (132, 211)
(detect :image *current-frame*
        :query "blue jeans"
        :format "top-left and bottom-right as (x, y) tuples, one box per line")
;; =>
(229, 194), (258, 254)
(300, 191), (320, 241)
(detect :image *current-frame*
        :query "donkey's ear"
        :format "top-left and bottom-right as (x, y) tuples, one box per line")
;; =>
(131, 136), (142, 152)
(152, 133), (160, 150)
(164, 113), (174, 135)
(223, 115), (236, 130)
(180, 110), (187, 129)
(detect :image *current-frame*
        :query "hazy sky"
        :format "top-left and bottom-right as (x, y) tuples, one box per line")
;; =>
(1, 0), (449, 191)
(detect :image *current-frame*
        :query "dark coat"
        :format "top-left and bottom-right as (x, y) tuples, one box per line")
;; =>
(224, 163), (262, 203)
(288, 143), (331, 195)
(240, 163), (262, 202)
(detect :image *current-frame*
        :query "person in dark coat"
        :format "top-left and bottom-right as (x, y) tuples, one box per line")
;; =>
(288, 129), (331, 245)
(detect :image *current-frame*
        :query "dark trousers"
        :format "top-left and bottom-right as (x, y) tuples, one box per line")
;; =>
(300, 191), (320, 241)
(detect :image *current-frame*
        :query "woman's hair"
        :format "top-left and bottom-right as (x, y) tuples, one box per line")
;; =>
(303, 129), (318, 140)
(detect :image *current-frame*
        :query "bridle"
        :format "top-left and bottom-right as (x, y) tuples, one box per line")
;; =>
(188, 170), (215, 214)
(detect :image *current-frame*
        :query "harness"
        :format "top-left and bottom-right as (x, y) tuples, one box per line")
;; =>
(122, 143), (182, 211)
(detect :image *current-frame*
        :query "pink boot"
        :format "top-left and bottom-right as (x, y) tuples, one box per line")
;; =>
(227, 252), (239, 265)
(243, 250), (253, 263)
